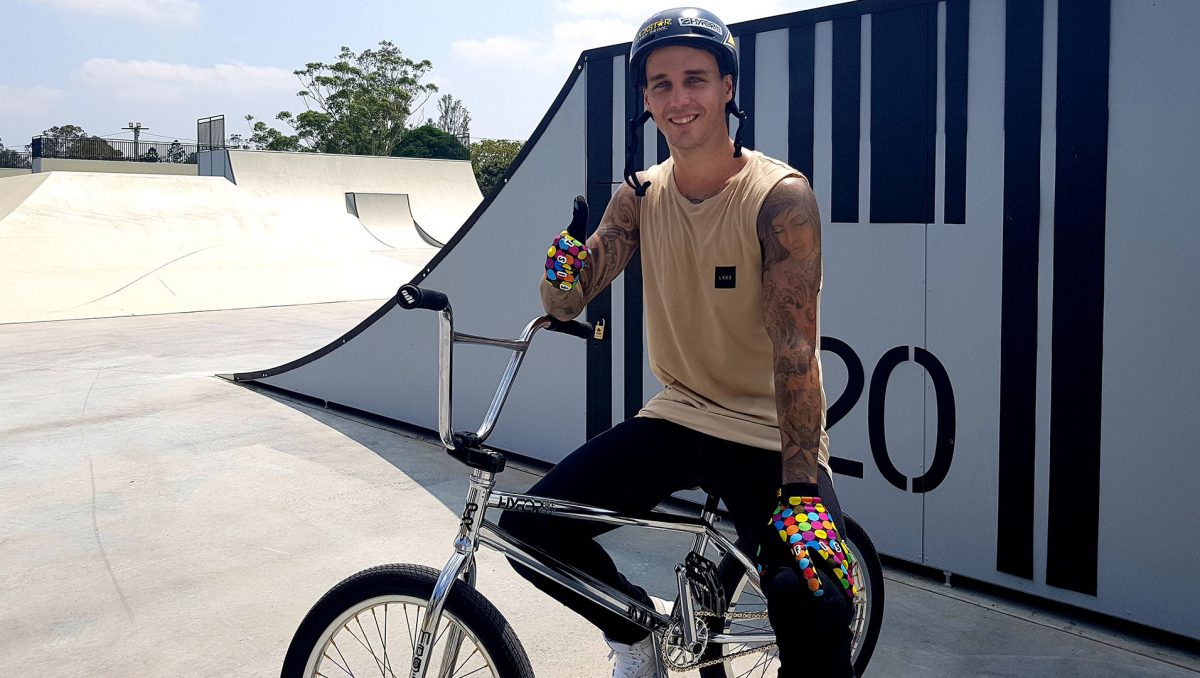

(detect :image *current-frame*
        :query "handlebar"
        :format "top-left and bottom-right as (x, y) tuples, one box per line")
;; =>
(396, 284), (449, 312)
(395, 284), (595, 469)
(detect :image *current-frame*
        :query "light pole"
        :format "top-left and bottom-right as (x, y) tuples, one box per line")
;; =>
(122, 122), (148, 159)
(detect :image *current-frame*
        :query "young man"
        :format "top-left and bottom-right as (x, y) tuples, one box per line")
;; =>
(500, 8), (857, 677)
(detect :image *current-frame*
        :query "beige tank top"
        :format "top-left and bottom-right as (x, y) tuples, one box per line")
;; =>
(636, 150), (831, 471)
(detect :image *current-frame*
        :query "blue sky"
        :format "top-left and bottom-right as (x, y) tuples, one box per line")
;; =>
(1, 0), (849, 149)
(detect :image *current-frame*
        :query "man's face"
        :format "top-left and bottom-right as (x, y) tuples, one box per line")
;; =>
(642, 45), (733, 152)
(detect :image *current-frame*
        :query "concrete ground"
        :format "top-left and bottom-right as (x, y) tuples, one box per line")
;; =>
(1, 301), (1196, 677)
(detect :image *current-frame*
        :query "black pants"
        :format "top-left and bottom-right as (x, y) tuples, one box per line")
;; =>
(498, 417), (853, 677)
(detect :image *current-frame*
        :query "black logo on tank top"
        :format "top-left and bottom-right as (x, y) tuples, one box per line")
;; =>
(715, 266), (736, 289)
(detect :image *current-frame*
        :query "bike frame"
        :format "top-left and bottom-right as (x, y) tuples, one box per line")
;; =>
(408, 301), (773, 678)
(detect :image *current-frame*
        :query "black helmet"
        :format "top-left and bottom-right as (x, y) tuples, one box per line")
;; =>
(628, 7), (738, 90)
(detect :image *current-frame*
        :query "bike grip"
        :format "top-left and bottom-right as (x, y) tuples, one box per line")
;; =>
(567, 195), (588, 243)
(396, 284), (449, 311)
(547, 318), (594, 340)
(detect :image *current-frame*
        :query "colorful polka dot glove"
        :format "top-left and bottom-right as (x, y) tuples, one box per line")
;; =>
(545, 230), (590, 291)
(764, 484), (858, 602)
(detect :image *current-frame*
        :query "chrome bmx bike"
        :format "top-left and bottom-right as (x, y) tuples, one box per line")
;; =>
(281, 284), (885, 678)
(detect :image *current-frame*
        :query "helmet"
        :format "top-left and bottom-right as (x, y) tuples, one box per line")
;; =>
(622, 7), (747, 196)
(628, 7), (738, 90)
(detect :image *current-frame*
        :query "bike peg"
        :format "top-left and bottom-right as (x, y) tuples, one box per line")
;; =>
(568, 195), (588, 242)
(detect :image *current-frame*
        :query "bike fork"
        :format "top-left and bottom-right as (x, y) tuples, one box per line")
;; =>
(411, 470), (492, 678)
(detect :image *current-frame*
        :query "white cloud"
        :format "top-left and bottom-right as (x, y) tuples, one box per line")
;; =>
(22, 0), (201, 27)
(556, 0), (844, 24)
(79, 59), (296, 102)
(452, 18), (630, 75)
(453, 1), (850, 75)
(0, 85), (66, 115)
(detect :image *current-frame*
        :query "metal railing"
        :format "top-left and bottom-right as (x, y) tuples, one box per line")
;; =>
(31, 136), (199, 164)
(0, 149), (31, 169)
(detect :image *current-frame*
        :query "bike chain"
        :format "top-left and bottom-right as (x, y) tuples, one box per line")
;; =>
(658, 610), (777, 672)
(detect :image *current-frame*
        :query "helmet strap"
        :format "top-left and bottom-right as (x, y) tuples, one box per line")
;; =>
(623, 110), (653, 197)
(727, 100), (748, 158)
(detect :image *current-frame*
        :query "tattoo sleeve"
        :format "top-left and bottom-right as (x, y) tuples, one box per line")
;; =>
(758, 176), (824, 486)
(540, 183), (641, 320)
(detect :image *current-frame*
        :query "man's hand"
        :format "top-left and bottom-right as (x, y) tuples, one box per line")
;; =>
(545, 230), (590, 291)
(762, 484), (857, 602)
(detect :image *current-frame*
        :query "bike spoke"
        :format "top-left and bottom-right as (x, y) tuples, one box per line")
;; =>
(326, 639), (355, 677)
(368, 607), (396, 678)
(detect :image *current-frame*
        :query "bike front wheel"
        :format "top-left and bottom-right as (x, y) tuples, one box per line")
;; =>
(281, 563), (533, 678)
(699, 512), (885, 677)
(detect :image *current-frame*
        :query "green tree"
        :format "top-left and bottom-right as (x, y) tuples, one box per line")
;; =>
(251, 41), (439, 155)
(435, 94), (471, 139)
(242, 115), (302, 151)
(470, 138), (524, 197)
(39, 124), (88, 157)
(38, 125), (121, 159)
(0, 138), (31, 169)
(393, 124), (469, 160)
(166, 140), (187, 163)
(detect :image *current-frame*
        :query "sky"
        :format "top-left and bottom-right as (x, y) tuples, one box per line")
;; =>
(0, 0), (852, 149)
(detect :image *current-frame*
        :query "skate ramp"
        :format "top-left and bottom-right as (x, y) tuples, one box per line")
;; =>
(346, 192), (444, 249)
(226, 151), (482, 246)
(0, 171), (422, 324)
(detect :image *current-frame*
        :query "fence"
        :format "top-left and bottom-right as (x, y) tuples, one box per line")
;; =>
(31, 137), (199, 164)
(0, 149), (32, 169)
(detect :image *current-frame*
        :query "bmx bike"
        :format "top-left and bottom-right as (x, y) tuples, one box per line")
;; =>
(281, 284), (885, 678)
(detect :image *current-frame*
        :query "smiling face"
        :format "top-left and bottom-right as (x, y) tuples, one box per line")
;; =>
(642, 45), (733, 154)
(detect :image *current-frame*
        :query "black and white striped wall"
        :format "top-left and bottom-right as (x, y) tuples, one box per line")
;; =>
(234, 0), (1200, 640)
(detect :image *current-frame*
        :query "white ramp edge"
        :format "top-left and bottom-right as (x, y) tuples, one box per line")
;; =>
(346, 192), (444, 249)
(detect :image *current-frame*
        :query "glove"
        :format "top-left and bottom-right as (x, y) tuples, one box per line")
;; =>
(762, 484), (858, 602)
(545, 230), (589, 291)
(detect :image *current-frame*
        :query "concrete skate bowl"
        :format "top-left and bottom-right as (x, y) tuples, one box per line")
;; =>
(0, 171), (422, 324)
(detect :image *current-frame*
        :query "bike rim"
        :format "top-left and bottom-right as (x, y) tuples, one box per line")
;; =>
(303, 594), (500, 678)
(718, 557), (871, 677)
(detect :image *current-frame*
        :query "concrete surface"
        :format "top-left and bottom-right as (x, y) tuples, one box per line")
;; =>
(1, 302), (1196, 677)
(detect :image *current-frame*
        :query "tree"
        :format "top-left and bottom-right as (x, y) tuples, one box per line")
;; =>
(37, 125), (120, 159)
(393, 124), (470, 160)
(470, 138), (524, 197)
(166, 140), (187, 163)
(39, 124), (88, 157)
(435, 94), (471, 139)
(243, 115), (302, 151)
(0, 138), (31, 169)
(250, 41), (439, 156)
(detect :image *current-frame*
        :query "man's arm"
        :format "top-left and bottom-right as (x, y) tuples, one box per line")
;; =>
(541, 183), (641, 320)
(758, 176), (823, 486)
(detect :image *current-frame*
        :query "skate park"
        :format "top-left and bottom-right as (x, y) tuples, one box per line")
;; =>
(3, 0), (1200, 675)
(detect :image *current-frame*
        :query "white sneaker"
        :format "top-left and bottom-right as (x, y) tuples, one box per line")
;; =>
(605, 633), (658, 678)
(604, 597), (672, 678)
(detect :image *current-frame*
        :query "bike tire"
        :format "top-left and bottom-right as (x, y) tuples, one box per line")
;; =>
(699, 513), (885, 677)
(280, 563), (534, 678)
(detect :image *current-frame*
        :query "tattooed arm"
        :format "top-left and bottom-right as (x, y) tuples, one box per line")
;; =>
(758, 176), (824, 486)
(540, 182), (641, 320)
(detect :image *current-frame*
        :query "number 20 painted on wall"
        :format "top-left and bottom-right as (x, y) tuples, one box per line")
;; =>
(822, 338), (956, 494)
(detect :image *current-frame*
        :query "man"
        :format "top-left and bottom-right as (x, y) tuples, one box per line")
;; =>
(500, 8), (857, 677)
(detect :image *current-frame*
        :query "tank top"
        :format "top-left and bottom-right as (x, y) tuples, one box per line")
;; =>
(636, 150), (831, 472)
